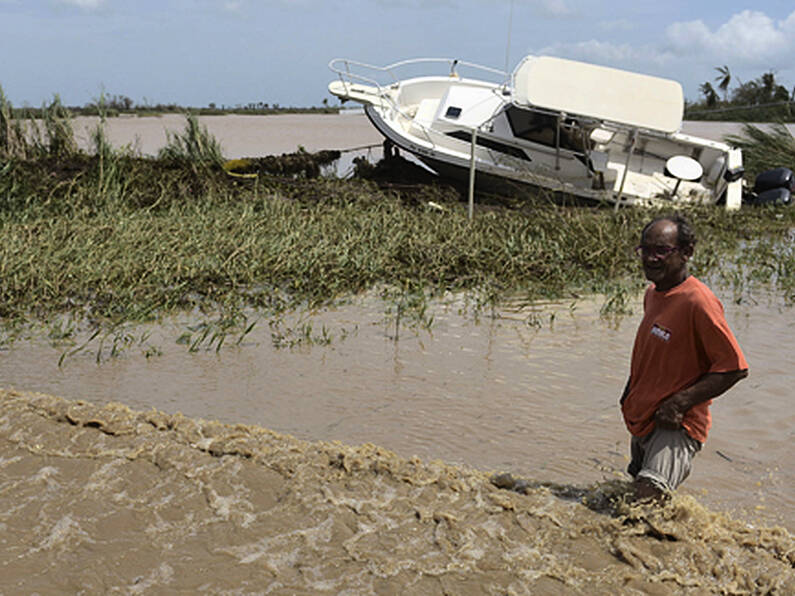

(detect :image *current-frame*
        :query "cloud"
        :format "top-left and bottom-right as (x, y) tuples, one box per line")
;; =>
(55, 0), (106, 8)
(532, 10), (795, 101)
(516, 0), (571, 17)
(535, 0), (571, 17)
(535, 39), (668, 68)
(782, 10), (795, 34)
(665, 10), (793, 62)
(597, 19), (634, 33)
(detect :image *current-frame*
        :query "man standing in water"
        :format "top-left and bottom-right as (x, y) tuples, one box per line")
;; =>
(621, 214), (748, 501)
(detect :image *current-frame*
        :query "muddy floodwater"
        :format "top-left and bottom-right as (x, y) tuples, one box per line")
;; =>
(2, 292), (794, 592)
(66, 112), (795, 173)
(70, 112), (385, 160)
(1, 116), (794, 592)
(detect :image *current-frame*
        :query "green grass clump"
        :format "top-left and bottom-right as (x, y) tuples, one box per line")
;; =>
(157, 112), (224, 166)
(1, 92), (79, 161)
(28, 95), (78, 159)
(0, 85), (28, 160)
(726, 123), (795, 181)
(0, 92), (78, 160)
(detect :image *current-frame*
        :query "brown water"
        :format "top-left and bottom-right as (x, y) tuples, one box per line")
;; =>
(1, 116), (793, 591)
(2, 291), (795, 593)
(3, 293), (792, 529)
(70, 112), (384, 158)
(66, 113), (795, 159)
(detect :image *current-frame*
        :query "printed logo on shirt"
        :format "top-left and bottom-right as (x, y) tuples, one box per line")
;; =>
(650, 323), (671, 342)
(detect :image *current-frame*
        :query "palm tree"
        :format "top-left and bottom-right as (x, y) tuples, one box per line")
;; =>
(714, 65), (731, 102)
(760, 72), (776, 102)
(699, 82), (719, 107)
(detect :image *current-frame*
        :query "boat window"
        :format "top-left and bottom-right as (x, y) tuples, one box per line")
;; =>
(505, 107), (590, 153)
(445, 106), (462, 119)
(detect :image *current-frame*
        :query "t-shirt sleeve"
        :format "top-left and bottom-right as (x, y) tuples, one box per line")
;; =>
(692, 293), (748, 373)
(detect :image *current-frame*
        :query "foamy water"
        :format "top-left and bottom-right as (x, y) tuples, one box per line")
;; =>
(2, 385), (793, 593)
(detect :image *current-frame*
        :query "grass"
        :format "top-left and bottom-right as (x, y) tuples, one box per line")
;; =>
(2, 180), (792, 329)
(0, 90), (793, 357)
(0, 90), (77, 161)
(0, 85), (28, 159)
(157, 112), (224, 166)
(726, 123), (795, 181)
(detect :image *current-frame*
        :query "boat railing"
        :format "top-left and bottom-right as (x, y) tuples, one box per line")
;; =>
(328, 57), (509, 95)
(329, 58), (510, 149)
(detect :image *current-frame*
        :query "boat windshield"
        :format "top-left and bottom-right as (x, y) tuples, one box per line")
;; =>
(505, 107), (590, 153)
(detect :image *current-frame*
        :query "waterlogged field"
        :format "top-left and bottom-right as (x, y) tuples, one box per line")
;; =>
(1, 105), (794, 592)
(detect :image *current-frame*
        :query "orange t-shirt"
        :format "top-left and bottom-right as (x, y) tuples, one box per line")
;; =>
(622, 275), (748, 443)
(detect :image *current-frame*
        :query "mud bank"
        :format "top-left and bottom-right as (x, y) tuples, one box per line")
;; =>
(1, 389), (792, 594)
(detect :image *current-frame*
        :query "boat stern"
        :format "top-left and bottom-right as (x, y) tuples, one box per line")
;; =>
(724, 148), (744, 210)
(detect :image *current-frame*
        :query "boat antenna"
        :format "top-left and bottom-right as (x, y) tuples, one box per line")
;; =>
(504, 0), (514, 73)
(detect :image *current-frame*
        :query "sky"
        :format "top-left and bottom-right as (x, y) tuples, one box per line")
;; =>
(1, 0), (794, 109)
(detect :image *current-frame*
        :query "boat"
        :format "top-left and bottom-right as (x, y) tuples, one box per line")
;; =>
(328, 56), (745, 209)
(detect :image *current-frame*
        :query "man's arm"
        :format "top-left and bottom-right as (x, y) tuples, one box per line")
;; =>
(654, 369), (748, 429)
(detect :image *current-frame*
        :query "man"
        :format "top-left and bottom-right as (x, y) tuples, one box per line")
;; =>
(620, 214), (748, 501)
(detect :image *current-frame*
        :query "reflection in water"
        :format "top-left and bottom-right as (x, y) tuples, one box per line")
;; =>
(2, 291), (792, 532)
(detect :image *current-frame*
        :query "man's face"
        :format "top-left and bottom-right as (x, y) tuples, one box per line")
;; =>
(639, 220), (692, 291)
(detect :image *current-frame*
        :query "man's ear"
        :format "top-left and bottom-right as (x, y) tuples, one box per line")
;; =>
(681, 243), (694, 260)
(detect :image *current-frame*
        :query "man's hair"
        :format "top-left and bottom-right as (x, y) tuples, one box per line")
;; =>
(641, 213), (697, 248)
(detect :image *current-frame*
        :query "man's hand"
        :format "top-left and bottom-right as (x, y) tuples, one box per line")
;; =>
(654, 395), (686, 429)
(653, 370), (748, 430)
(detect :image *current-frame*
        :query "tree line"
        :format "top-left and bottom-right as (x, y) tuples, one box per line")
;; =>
(3, 92), (337, 118)
(685, 66), (794, 121)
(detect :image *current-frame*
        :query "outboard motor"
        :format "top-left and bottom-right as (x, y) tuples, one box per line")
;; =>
(744, 166), (794, 206)
(753, 167), (794, 193)
(754, 187), (791, 206)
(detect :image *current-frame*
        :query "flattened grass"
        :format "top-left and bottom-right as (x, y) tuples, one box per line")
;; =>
(3, 179), (627, 321)
(2, 164), (793, 337)
(0, 101), (793, 351)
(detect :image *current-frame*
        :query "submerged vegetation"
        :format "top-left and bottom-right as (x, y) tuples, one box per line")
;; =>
(0, 85), (793, 360)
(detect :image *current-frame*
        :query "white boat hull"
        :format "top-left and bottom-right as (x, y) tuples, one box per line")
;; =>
(328, 57), (744, 209)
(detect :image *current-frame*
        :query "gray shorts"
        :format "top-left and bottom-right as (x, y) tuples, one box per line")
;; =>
(627, 427), (702, 492)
